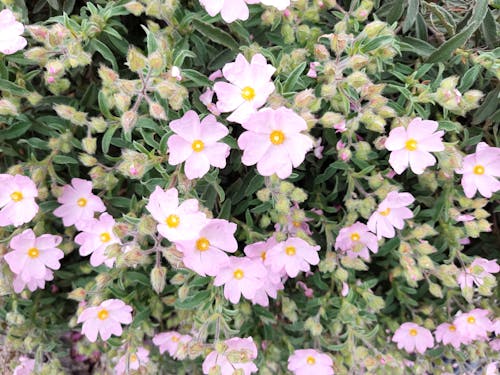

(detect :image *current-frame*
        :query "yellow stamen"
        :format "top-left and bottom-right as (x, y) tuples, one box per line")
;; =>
(467, 316), (475, 324)
(379, 207), (391, 216)
(448, 325), (456, 332)
(100, 232), (111, 243)
(196, 237), (210, 251)
(28, 247), (39, 258)
(166, 214), (180, 228)
(77, 198), (87, 207)
(130, 354), (137, 362)
(192, 140), (204, 152)
(306, 356), (316, 365)
(261, 251), (266, 261)
(409, 328), (418, 336)
(269, 130), (285, 145)
(350, 232), (360, 241)
(171, 336), (180, 342)
(405, 139), (418, 151)
(97, 309), (109, 320)
(473, 165), (484, 175)
(285, 246), (296, 256)
(292, 221), (301, 227)
(233, 269), (244, 280)
(10, 191), (23, 202)
(241, 86), (256, 101)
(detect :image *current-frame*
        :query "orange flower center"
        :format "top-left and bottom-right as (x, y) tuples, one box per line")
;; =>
(379, 207), (391, 216)
(28, 247), (39, 258)
(350, 232), (360, 241)
(196, 237), (210, 251)
(241, 86), (256, 101)
(130, 354), (137, 362)
(97, 309), (109, 320)
(292, 221), (301, 227)
(192, 140), (204, 152)
(171, 335), (180, 342)
(285, 246), (296, 256)
(448, 325), (456, 332)
(405, 139), (418, 151)
(269, 130), (285, 145)
(77, 198), (87, 207)
(10, 191), (23, 202)
(467, 316), (476, 324)
(166, 214), (180, 228)
(473, 165), (484, 175)
(260, 251), (267, 261)
(409, 328), (418, 336)
(100, 232), (111, 243)
(307, 356), (316, 365)
(233, 269), (244, 280)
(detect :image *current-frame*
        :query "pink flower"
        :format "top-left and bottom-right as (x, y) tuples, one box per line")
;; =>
(53, 178), (106, 230)
(385, 118), (445, 174)
(13, 356), (35, 375)
(367, 191), (414, 239)
(199, 0), (259, 23)
(167, 111), (230, 179)
(214, 256), (267, 304)
(287, 349), (334, 375)
(214, 53), (275, 123)
(493, 318), (500, 335)
(335, 222), (378, 260)
(490, 339), (500, 352)
(265, 237), (320, 278)
(202, 337), (258, 375)
(75, 213), (120, 268)
(77, 299), (133, 342)
(455, 142), (500, 198)
(199, 89), (221, 116)
(145, 186), (207, 242)
(238, 107), (314, 179)
(12, 269), (54, 293)
(153, 331), (192, 358)
(457, 257), (499, 289)
(115, 347), (149, 375)
(434, 323), (468, 349)
(175, 219), (237, 277)
(4, 229), (63, 283)
(392, 322), (434, 354)
(0, 174), (38, 227)
(0, 9), (27, 55)
(306, 62), (320, 78)
(453, 309), (492, 341)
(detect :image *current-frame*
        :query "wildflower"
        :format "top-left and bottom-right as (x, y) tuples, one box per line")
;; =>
(4, 229), (63, 283)
(434, 323), (468, 349)
(199, 88), (221, 116)
(453, 309), (492, 341)
(367, 191), (414, 239)
(153, 331), (192, 358)
(0, 174), (38, 227)
(115, 347), (149, 375)
(306, 62), (320, 78)
(455, 142), (500, 198)
(202, 337), (258, 375)
(146, 186), (207, 242)
(167, 111), (230, 179)
(265, 237), (320, 278)
(0, 9), (27, 55)
(214, 256), (267, 304)
(392, 322), (434, 354)
(214, 53), (275, 123)
(238, 107), (314, 179)
(77, 299), (133, 342)
(75, 212), (120, 268)
(335, 222), (378, 260)
(12, 269), (54, 293)
(53, 178), (106, 230)
(13, 356), (35, 375)
(385, 118), (444, 174)
(175, 219), (238, 277)
(199, 0), (256, 23)
(457, 257), (499, 289)
(287, 349), (334, 375)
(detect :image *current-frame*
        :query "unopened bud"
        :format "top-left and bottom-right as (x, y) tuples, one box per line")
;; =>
(82, 137), (97, 154)
(151, 266), (167, 294)
(149, 101), (167, 120)
(121, 110), (138, 132)
(125, 1), (145, 16)
(127, 47), (148, 72)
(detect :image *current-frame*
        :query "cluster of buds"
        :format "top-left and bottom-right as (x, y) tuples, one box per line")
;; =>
(433, 77), (483, 116)
(125, 0), (179, 20)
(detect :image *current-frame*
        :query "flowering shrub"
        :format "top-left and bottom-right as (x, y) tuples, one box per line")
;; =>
(0, 0), (499, 374)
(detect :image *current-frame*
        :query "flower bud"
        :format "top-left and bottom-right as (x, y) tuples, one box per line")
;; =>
(125, 1), (145, 16)
(90, 117), (107, 133)
(68, 287), (87, 301)
(82, 137), (97, 155)
(127, 47), (148, 72)
(313, 44), (330, 61)
(256, 188), (271, 202)
(151, 266), (167, 294)
(148, 51), (164, 71)
(149, 101), (167, 120)
(121, 110), (138, 132)
(0, 99), (18, 116)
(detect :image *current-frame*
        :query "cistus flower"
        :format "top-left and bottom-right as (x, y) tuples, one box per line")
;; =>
(77, 299), (133, 342)
(385, 118), (445, 174)
(214, 256), (267, 304)
(434, 323), (469, 349)
(115, 347), (149, 375)
(145, 186), (207, 242)
(199, 0), (259, 23)
(455, 142), (500, 198)
(392, 322), (434, 354)
(13, 356), (35, 375)
(167, 111), (230, 179)
(0, 174), (38, 227)
(367, 191), (414, 239)
(202, 337), (258, 375)
(4, 229), (63, 284)
(335, 222), (378, 260)
(453, 309), (492, 341)
(457, 257), (500, 289)
(175, 219), (237, 277)
(53, 178), (106, 230)
(214, 53), (275, 123)
(75, 212), (120, 268)
(287, 349), (334, 375)
(153, 331), (192, 359)
(0, 9), (28, 55)
(265, 237), (320, 278)
(12, 269), (54, 293)
(238, 107), (314, 179)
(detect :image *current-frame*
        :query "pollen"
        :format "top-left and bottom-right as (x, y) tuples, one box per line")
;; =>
(285, 246), (296, 256)
(130, 354), (137, 362)
(405, 139), (418, 151)
(233, 269), (244, 280)
(448, 325), (456, 332)
(10, 191), (23, 202)
(467, 316), (476, 324)
(28, 247), (39, 258)
(292, 221), (301, 227)
(241, 86), (256, 101)
(166, 214), (180, 228)
(171, 335), (180, 342)
(306, 356), (316, 365)
(269, 130), (285, 145)
(100, 232), (111, 243)
(97, 309), (109, 320)
(192, 140), (204, 152)
(196, 237), (210, 251)
(379, 207), (391, 216)
(261, 251), (267, 261)
(77, 198), (87, 207)
(350, 232), (360, 241)
(473, 165), (484, 175)
(409, 328), (418, 336)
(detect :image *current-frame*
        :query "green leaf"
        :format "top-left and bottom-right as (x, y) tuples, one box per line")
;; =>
(282, 62), (307, 93)
(52, 155), (79, 165)
(175, 290), (212, 310)
(102, 125), (119, 154)
(458, 65), (482, 92)
(192, 19), (239, 50)
(362, 35), (393, 53)
(89, 39), (118, 70)
(402, 0), (420, 33)
(0, 79), (30, 96)
(1, 121), (31, 140)
(481, 8), (498, 49)
(182, 69), (211, 88)
(399, 37), (436, 57)
(386, 0), (405, 23)
(125, 271), (150, 287)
